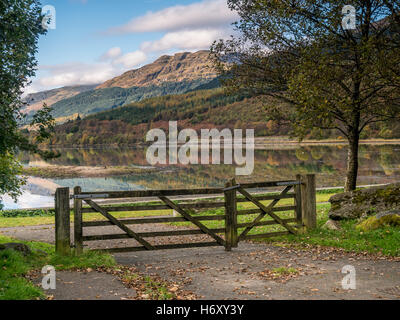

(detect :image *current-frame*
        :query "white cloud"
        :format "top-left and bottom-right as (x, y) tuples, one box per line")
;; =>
(100, 47), (122, 61)
(140, 28), (231, 53)
(26, 48), (148, 93)
(35, 62), (118, 89)
(106, 0), (238, 34)
(113, 50), (147, 69)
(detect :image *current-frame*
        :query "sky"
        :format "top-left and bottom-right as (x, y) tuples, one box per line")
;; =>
(27, 0), (238, 95)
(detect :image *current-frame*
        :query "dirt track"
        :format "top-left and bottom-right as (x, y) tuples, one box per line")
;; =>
(1, 224), (399, 300)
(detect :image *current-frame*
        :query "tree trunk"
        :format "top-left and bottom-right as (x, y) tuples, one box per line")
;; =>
(345, 130), (360, 192)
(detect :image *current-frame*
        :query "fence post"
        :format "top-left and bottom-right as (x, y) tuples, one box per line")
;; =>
(224, 178), (238, 251)
(300, 174), (317, 229)
(294, 174), (302, 226)
(55, 187), (71, 255)
(74, 186), (83, 255)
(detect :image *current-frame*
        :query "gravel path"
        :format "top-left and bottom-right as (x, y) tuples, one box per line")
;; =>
(1, 223), (399, 300)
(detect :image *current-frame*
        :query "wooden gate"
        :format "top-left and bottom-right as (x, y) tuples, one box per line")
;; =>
(54, 175), (316, 255)
(223, 174), (316, 249)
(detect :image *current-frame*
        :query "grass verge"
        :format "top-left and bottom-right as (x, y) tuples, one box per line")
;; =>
(0, 235), (115, 300)
(255, 204), (400, 257)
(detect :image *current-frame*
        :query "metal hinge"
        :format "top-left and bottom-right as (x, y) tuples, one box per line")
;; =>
(72, 194), (110, 199)
(223, 184), (241, 192)
(276, 181), (301, 186)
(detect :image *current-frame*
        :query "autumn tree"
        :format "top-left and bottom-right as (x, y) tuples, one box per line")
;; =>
(211, 0), (400, 191)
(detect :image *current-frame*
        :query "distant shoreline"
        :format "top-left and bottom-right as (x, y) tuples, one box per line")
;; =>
(40, 137), (400, 149)
(255, 137), (400, 146)
(22, 165), (159, 179)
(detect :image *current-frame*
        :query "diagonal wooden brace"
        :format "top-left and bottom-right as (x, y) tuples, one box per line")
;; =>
(237, 186), (297, 240)
(85, 200), (155, 250)
(159, 196), (226, 247)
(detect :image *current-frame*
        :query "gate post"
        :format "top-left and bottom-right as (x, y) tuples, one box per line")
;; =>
(55, 187), (71, 255)
(300, 174), (317, 229)
(294, 174), (303, 226)
(224, 179), (238, 251)
(74, 186), (83, 255)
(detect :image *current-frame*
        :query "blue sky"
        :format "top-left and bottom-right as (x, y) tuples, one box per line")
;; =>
(29, 0), (238, 94)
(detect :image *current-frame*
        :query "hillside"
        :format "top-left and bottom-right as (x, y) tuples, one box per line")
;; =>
(45, 86), (400, 147)
(49, 79), (211, 119)
(46, 88), (291, 146)
(24, 50), (218, 122)
(23, 84), (97, 115)
(97, 51), (216, 89)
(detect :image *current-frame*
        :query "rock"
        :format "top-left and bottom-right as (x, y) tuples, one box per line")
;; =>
(375, 210), (400, 219)
(329, 183), (400, 220)
(322, 219), (341, 230)
(0, 243), (32, 256)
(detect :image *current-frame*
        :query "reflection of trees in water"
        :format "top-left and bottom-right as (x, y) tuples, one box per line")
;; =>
(20, 145), (400, 187)
(310, 148), (325, 160)
(377, 146), (400, 176)
(295, 149), (310, 161)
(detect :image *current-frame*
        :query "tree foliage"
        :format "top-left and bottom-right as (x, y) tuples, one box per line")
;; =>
(0, 0), (55, 201)
(210, 0), (400, 191)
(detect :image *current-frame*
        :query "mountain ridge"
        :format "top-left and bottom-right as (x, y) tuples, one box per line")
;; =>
(97, 50), (216, 89)
(24, 50), (218, 121)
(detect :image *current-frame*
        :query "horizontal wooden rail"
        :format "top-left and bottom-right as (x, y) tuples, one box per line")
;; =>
(81, 201), (226, 214)
(237, 206), (296, 215)
(241, 231), (290, 240)
(76, 188), (224, 199)
(83, 229), (224, 241)
(75, 181), (299, 200)
(99, 241), (220, 253)
(236, 218), (296, 228)
(82, 214), (226, 227)
(80, 194), (296, 213)
(237, 193), (295, 202)
(82, 218), (297, 242)
(239, 180), (300, 189)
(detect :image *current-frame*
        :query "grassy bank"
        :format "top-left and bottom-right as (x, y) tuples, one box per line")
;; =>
(0, 235), (192, 300)
(0, 235), (115, 300)
(259, 208), (400, 257)
(22, 165), (157, 179)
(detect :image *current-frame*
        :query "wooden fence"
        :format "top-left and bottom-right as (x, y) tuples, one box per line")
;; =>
(54, 174), (316, 255)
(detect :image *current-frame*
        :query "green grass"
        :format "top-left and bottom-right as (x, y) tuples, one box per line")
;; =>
(257, 204), (400, 257)
(141, 275), (175, 300)
(0, 235), (116, 300)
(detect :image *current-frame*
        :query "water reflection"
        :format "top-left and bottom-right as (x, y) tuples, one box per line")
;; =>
(4, 144), (400, 209)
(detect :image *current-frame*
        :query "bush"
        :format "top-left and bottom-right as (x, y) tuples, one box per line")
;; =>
(0, 209), (55, 218)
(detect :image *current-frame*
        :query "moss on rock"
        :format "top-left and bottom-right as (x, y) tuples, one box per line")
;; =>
(356, 214), (400, 232)
(329, 183), (400, 220)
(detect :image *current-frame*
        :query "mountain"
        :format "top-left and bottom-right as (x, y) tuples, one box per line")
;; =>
(23, 84), (97, 115)
(24, 50), (218, 122)
(97, 50), (216, 89)
(49, 80), (212, 119)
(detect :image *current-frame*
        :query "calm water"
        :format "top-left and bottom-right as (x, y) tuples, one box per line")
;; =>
(3, 144), (400, 209)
